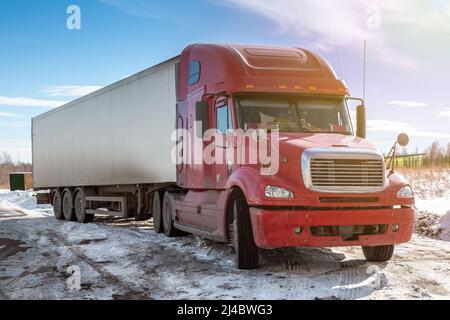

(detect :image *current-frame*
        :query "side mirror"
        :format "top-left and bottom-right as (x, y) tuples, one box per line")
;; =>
(195, 100), (209, 138)
(397, 133), (409, 147)
(356, 105), (366, 139)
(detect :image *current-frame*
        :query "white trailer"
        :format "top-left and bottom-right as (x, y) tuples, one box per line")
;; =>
(32, 57), (179, 189)
(32, 57), (179, 220)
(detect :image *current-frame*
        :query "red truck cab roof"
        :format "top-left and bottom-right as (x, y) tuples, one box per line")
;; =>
(178, 43), (349, 102)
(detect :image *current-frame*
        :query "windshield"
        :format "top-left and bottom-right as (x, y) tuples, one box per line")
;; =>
(236, 95), (353, 135)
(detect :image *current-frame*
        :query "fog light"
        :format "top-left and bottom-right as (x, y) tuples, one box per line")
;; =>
(294, 226), (302, 235)
(392, 224), (400, 232)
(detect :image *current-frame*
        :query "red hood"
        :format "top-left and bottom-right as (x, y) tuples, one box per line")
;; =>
(278, 133), (375, 152)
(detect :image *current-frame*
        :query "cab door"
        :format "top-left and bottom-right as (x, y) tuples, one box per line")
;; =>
(214, 97), (235, 190)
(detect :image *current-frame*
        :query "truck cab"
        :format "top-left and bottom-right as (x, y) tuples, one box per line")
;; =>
(169, 44), (414, 269)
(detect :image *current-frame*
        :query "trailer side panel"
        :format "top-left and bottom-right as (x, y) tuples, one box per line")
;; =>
(32, 59), (178, 188)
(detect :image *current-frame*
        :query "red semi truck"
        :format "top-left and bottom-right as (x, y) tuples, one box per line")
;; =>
(33, 44), (415, 269)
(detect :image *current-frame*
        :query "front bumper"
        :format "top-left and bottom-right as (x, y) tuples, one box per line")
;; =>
(249, 207), (414, 249)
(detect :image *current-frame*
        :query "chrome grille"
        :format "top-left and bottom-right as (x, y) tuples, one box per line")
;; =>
(309, 158), (385, 191)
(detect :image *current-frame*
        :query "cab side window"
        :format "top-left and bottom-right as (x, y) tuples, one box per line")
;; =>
(216, 104), (233, 134)
(189, 61), (201, 86)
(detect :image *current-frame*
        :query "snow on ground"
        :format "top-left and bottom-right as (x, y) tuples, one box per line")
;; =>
(400, 168), (450, 242)
(2, 189), (450, 300)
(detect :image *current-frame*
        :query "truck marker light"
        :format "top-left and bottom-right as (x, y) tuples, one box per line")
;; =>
(278, 85), (288, 89)
(245, 84), (255, 89)
(308, 86), (317, 91)
(294, 226), (302, 235)
(294, 85), (302, 90)
(392, 224), (400, 232)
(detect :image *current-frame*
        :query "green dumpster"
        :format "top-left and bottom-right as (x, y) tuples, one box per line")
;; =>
(9, 172), (33, 191)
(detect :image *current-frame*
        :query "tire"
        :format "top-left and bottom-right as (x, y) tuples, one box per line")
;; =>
(74, 189), (94, 224)
(52, 190), (64, 220)
(162, 192), (183, 237)
(232, 196), (259, 270)
(152, 192), (164, 233)
(62, 189), (76, 221)
(362, 245), (394, 262)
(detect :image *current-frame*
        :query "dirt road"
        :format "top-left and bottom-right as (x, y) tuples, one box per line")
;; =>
(1, 201), (450, 300)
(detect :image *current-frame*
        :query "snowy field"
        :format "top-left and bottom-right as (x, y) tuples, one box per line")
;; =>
(1, 172), (450, 300)
(400, 168), (450, 241)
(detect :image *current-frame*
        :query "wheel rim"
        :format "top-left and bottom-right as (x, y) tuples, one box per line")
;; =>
(75, 195), (84, 219)
(63, 195), (71, 218)
(63, 190), (76, 220)
(232, 201), (239, 252)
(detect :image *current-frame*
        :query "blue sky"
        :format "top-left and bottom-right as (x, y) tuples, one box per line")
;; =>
(1, 0), (450, 162)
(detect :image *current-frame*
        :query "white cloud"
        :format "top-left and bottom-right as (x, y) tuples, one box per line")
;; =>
(0, 111), (16, 117)
(387, 100), (429, 108)
(0, 96), (67, 109)
(43, 85), (104, 97)
(438, 108), (450, 119)
(219, 0), (450, 69)
(367, 119), (450, 138)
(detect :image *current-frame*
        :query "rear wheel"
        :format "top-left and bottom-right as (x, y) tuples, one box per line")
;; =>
(162, 192), (182, 237)
(74, 189), (94, 223)
(62, 189), (76, 221)
(52, 190), (64, 220)
(152, 192), (164, 233)
(362, 245), (394, 262)
(231, 195), (259, 269)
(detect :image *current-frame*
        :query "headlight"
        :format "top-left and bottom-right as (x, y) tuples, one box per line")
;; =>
(265, 185), (294, 199)
(397, 186), (414, 198)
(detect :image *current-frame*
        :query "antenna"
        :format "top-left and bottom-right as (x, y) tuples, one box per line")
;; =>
(334, 40), (344, 80)
(363, 39), (367, 101)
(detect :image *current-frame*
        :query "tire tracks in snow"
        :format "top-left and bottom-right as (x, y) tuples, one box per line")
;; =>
(47, 230), (159, 299)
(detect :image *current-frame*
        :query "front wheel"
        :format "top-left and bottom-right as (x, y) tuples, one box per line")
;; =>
(362, 245), (394, 262)
(231, 196), (259, 270)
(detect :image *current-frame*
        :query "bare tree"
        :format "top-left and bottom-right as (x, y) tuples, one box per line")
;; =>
(0, 151), (32, 188)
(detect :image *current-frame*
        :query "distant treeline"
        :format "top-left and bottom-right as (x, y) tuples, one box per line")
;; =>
(422, 141), (450, 167)
(0, 152), (32, 188)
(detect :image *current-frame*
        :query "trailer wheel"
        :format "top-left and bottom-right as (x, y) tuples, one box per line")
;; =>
(231, 196), (259, 270)
(362, 245), (395, 262)
(52, 190), (64, 220)
(62, 189), (76, 221)
(74, 189), (94, 224)
(152, 192), (164, 233)
(162, 192), (183, 237)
